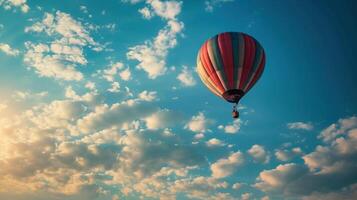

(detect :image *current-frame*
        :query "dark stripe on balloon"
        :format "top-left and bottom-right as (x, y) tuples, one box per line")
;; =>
(218, 32), (234, 89)
(245, 52), (265, 92)
(236, 33), (245, 88)
(230, 32), (240, 89)
(239, 34), (256, 90)
(243, 40), (263, 89)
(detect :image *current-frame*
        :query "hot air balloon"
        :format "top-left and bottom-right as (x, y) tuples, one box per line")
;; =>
(197, 32), (265, 118)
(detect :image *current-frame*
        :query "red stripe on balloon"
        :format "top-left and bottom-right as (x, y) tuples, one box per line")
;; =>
(239, 35), (256, 90)
(218, 33), (234, 89)
(246, 52), (265, 92)
(200, 41), (225, 93)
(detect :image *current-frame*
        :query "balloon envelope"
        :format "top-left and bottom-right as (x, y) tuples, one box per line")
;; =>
(197, 32), (265, 103)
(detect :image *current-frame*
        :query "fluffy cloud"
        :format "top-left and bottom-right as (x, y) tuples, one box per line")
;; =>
(247, 144), (270, 164)
(138, 90), (157, 102)
(255, 116), (357, 197)
(24, 11), (102, 81)
(0, 43), (20, 56)
(204, 0), (234, 12)
(76, 100), (158, 134)
(318, 116), (357, 142)
(126, 0), (184, 79)
(206, 138), (225, 147)
(102, 62), (124, 82)
(185, 112), (214, 133)
(218, 119), (242, 134)
(287, 122), (313, 131)
(138, 6), (153, 19)
(177, 65), (196, 87)
(254, 163), (308, 193)
(12, 90), (48, 101)
(144, 109), (183, 130)
(275, 147), (303, 162)
(119, 67), (131, 81)
(0, 0), (29, 13)
(0, 95), (221, 199)
(210, 151), (244, 179)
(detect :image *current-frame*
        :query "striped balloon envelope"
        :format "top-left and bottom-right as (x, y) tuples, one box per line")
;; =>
(197, 32), (265, 105)
(197, 32), (266, 118)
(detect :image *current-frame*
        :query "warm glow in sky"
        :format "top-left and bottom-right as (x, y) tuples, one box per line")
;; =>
(1, 0), (357, 200)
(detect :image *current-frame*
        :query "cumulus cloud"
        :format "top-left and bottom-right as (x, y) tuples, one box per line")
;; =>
(0, 93), (224, 200)
(255, 116), (357, 198)
(185, 112), (214, 133)
(0, 43), (20, 56)
(218, 119), (242, 134)
(102, 62), (124, 82)
(275, 147), (303, 162)
(144, 109), (183, 130)
(24, 11), (102, 81)
(126, 0), (183, 79)
(254, 163), (308, 193)
(0, 0), (29, 13)
(12, 90), (48, 101)
(318, 116), (357, 142)
(65, 86), (97, 102)
(248, 144), (270, 164)
(138, 6), (153, 19)
(177, 65), (196, 87)
(138, 90), (157, 102)
(76, 100), (158, 134)
(119, 67), (131, 81)
(232, 182), (242, 190)
(204, 0), (234, 12)
(287, 122), (313, 131)
(107, 82), (120, 93)
(210, 151), (244, 179)
(206, 138), (225, 147)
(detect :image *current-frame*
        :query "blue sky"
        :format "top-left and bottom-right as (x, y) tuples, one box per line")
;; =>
(0, 0), (357, 199)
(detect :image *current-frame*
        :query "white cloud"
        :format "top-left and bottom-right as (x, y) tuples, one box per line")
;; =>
(65, 86), (97, 102)
(24, 42), (84, 81)
(210, 151), (244, 178)
(12, 90), (48, 101)
(139, 6), (153, 19)
(275, 147), (303, 162)
(232, 182), (242, 190)
(204, 0), (234, 12)
(126, 0), (183, 79)
(177, 66), (196, 87)
(255, 116), (357, 197)
(0, 43), (20, 56)
(318, 116), (357, 142)
(76, 100), (158, 134)
(248, 144), (270, 164)
(0, 0), (29, 13)
(287, 122), (313, 131)
(108, 82), (120, 93)
(144, 109), (183, 130)
(79, 5), (88, 14)
(185, 112), (214, 133)
(138, 90), (157, 102)
(119, 67), (131, 81)
(102, 62), (124, 82)
(241, 193), (252, 200)
(24, 11), (102, 81)
(25, 11), (101, 49)
(254, 163), (307, 193)
(218, 119), (242, 134)
(206, 138), (225, 147)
